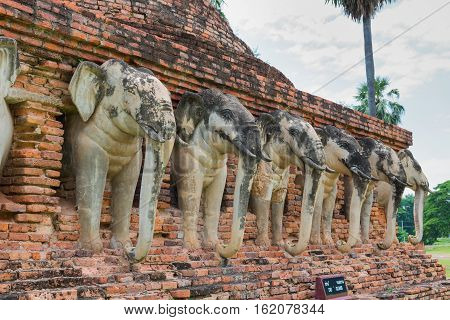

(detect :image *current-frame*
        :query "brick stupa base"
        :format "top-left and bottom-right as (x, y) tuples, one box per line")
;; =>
(0, 208), (447, 300)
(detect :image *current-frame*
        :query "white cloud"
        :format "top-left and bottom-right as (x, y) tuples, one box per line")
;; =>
(224, 0), (450, 104)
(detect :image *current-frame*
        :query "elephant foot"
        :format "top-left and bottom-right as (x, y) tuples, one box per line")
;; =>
(309, 236), (322, 245)
(322, 235), (334, 246)
(377, 242), (390, 250)
(78, 238), (103, 253)
(184, 237), (201, 250)
(255, 236), (270, 247)
(110, 236), (132, 251)
(203, 238), (219, 249)
(272, 238), (284, 247)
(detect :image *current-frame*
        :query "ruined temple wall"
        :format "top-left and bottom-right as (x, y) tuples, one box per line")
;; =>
(0, 0), (445, 300)
(0, 0), (410, 240)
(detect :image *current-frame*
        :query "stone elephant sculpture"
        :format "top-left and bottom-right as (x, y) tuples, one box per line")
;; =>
(250, 110), (327, 256)
(64, 59), (176, 262)
(369, 149), (430, 246)
(309, 125), (374, 252)
(356, 138), (409, 250)
(0, 37), (20, 200)
(172, 89), (268, 258)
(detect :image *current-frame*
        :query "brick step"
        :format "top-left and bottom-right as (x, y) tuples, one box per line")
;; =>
(5, 276), (90, 293)
(0, 259), (66, 271)
(0, 267), (82, 283)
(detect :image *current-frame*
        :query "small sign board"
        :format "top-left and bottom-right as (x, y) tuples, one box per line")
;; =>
(315, 274), (349, 300)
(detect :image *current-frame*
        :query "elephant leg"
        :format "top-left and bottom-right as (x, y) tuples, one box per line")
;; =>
(202, 167), (227, 248)
(253, 197), (271, 246)
(360, 189), (374, 244)
(271, 201), (285, 246)
(270, 184), (287, 246)
(310, 183), (324, 245)
(321, 183), (337, 245)
(177, 172), (204, 250)
(110, 150), (141, 251)
(75, 137), (108, 253)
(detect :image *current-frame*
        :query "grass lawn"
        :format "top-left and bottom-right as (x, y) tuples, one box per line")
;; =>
(426, 238), (450, 279)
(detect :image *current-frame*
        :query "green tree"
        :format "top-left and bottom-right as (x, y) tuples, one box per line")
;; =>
(211, 0), (226, 19)
(423, 181), (450, 245)
(325, 0), (396, 117)
(397, 194), (415, 240)
(352, 76), (405, 124)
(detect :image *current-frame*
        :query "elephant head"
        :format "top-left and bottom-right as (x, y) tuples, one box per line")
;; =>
(315, 125), (374, 252)
(0, 37), (20, 177)
(358, 137), (408, 250)
(175, 89), (267, 258)
(398, 149), (430, 245)
(256, 110), (326, 255)
(69, 60), (176, 262)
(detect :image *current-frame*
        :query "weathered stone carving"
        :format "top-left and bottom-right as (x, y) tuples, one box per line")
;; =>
(0, 37), (20, 199)
(250, 110), (327, 256)
(309, 125), (374, 252)
(356, 138), (409, 250)
(371, 149), (430, 245)
(172, 89), (267, 258)
(65, 59), (176, 262)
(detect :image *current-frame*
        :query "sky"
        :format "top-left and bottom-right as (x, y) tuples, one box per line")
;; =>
(222, 0), (450, 192)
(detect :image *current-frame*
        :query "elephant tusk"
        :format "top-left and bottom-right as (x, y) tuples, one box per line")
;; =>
(348, 166), (371, 181)
(176, 135), (189, 147)
(325, 166), (336, 173)
(391, 175), (410, 187)
(302, 157), (326, 171)
(260, 154), (272, 163)
(233, 139), (257, 160)
(259, 150), (272, 163)
(349, 166), (359, 176)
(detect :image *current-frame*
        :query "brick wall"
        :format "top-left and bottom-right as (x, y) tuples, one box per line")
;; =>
(0, 0), (445, 300)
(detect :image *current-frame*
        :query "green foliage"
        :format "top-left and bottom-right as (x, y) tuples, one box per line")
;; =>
(423, 181), (450, 245)
(324, 0), (396, 21)
(426, 238), (450, 279)
(397, 226), (409, 243)
(211, 0), (226, 19)
(397, 194), (415, 237)
(352, 76), (405, 125)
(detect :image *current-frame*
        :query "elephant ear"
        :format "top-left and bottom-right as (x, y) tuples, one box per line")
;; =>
(175, 92), (205, 144)
(0, 37), (20, 97)
(314, 127), (327, 146)
(69, 61), (106, 122)
(257, 113), (279, 142)
(397, 149), (409, 162)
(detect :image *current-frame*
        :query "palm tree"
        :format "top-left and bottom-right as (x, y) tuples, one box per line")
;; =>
(353, 76), (405, 125)
(325, 0), (396, 117)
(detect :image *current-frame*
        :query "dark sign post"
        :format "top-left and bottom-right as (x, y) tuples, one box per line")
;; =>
(315, 275), (350, 300)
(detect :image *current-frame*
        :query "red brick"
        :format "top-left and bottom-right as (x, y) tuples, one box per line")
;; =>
(14, 214), (44, 223)
(170, 289), (190, 299)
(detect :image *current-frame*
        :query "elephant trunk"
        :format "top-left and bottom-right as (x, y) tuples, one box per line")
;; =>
(408, 188), (425, 245)
(337, 188), (363, 253)
(126, 137), (166, 263)
(217, 156), (256, 258)
(378, 185), (405, 250)
(285, 164), (322, 256)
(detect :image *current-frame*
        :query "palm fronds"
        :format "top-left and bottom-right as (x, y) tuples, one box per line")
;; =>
(352, 76), (405, 125)
(325, 0), (396, 21)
